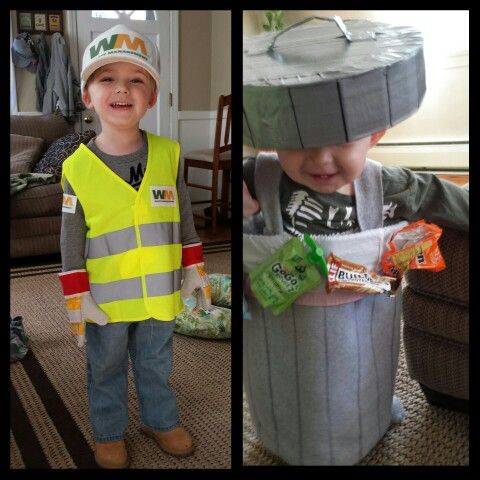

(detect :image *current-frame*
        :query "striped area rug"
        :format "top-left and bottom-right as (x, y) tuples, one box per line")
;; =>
(203, 240), (231, 255)
(10, 261), (231, 469)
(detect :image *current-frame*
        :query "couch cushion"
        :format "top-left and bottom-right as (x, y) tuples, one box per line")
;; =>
(10, 182), (63, 219)
(403, 227), (468, 307)
(33, 130), (97, 180)
(402, 286), (469, 345)
(10, 217), (61, 258)
(403, 322), (468, 400)
(10, 134), (45, 174)
(10, 114), (74, 148)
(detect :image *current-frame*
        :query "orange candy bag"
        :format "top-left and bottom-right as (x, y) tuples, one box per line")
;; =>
(381, 220), (446, 279)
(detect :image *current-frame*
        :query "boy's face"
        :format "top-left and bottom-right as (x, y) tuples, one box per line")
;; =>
(277, 134), (381, 194)
(82, 62), (157, 130)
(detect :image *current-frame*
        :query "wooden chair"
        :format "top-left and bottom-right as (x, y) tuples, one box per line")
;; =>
(183, 94), (231, 235)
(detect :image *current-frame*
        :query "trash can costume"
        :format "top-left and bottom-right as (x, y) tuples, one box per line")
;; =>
(243, 17), (426, 465)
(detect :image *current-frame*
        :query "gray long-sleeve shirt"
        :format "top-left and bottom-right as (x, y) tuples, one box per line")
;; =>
(61, 132), (200, 271)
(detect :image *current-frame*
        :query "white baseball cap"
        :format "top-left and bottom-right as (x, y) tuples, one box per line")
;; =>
(81, 24), (160, 92)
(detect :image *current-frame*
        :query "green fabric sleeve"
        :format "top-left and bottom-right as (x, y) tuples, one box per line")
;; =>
(382, 166), (469, 232)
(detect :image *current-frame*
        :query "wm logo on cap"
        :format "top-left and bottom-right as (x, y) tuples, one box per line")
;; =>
(90, 34), (147, 58)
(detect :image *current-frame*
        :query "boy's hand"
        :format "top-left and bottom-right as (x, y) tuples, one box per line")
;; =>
(59, 270), (108, 347)
(243, 181), (260, 217)
(181, 243), (212, 311)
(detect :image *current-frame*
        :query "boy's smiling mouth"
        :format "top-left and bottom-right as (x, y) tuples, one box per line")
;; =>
(110, 102), (133, 109)
(309, 173), (337, 179)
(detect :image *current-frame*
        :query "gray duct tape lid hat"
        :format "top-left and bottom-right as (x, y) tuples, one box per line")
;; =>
(243, 16), (426, 149)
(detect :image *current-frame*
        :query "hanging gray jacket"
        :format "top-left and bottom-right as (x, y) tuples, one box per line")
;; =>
(42, 32), (82, 119)
(35, 33), (50, 111)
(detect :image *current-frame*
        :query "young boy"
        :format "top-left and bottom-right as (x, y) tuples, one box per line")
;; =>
(242, 16), (468, 466)
(58, 24), (210, 469)
(243, 134), (468, 466)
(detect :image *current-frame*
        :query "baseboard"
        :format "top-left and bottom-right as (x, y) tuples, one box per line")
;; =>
(369, 144), (468, 170)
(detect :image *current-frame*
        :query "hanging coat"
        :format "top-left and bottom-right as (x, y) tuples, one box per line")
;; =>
(42, 32), (82, 120)
(35, 33), (50, 112)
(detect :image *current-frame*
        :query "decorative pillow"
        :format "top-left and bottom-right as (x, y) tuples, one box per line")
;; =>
(10, 134), (45, 174)
(174, 297), (231, 339)
(33, 130), (96, 179)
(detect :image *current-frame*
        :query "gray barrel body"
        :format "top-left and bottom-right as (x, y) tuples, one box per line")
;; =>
(244, 290), (402, 465)
(243, 155), (403, 464)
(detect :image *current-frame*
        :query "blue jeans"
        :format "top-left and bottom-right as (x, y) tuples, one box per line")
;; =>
(85, 319), (180, 442)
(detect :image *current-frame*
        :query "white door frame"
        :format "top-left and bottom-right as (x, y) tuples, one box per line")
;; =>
(10, 11), (18, 114)
(66, 10), (179, 139)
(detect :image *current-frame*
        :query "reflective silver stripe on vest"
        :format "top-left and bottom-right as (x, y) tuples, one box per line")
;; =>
(139, 222), (181, 247)
(145, 269), (182, 297)
(86, 222), (180, 259)
(90, 277), (143, 304)
(91, 270), (182, 304)
(86, 226), (138, 259)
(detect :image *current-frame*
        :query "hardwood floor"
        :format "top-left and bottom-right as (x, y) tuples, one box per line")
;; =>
(195, 220), (231, 245)
(435, 173), (469, 186)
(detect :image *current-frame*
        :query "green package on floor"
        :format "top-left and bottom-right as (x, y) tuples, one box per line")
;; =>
(175, 273), (231, 339)
(175, 301), (231, 339)
(249, 236), (324, 315)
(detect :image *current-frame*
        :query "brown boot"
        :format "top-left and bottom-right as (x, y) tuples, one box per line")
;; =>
(140, 425), (195, 457)
(94, 439), (130, 469)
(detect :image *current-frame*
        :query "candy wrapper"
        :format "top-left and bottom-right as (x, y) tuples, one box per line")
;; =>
(249, 236), (326, 315)
(327, 254), (399, 296)
(381, 220), (446, 279)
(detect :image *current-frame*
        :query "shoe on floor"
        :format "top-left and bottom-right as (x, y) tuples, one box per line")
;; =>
(140, 425), (195, 457)
(94, 439), (130, 469)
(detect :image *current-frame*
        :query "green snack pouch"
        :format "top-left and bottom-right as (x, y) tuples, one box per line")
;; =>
(249, 236), (326, 315)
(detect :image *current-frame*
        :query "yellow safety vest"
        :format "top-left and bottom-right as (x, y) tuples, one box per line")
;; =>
(61, 132), (183, 322)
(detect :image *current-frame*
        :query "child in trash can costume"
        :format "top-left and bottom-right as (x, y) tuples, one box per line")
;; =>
(243, 16), (469, 465)
(58, 24), (210, 468)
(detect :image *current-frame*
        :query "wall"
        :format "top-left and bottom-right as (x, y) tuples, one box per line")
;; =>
(179, 10), (212, 111)
(243, 10), (469, 171)
(210, 10), (232, 109)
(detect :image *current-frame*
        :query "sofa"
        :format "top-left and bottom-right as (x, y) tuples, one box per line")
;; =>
(402, 224), (469, 413)
(10, 114), (74, 258)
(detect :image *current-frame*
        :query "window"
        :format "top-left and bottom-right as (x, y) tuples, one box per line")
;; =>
(91, 11), (156, 21)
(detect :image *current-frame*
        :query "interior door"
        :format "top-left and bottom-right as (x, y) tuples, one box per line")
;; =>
(75, 10), (172, 137)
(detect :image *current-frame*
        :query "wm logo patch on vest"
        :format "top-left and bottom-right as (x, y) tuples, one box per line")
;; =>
(151, 186), (177, 207)
(62, 194), (78, 214)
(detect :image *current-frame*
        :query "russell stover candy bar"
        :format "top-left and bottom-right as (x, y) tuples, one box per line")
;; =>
(327, 253), (399, 296)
